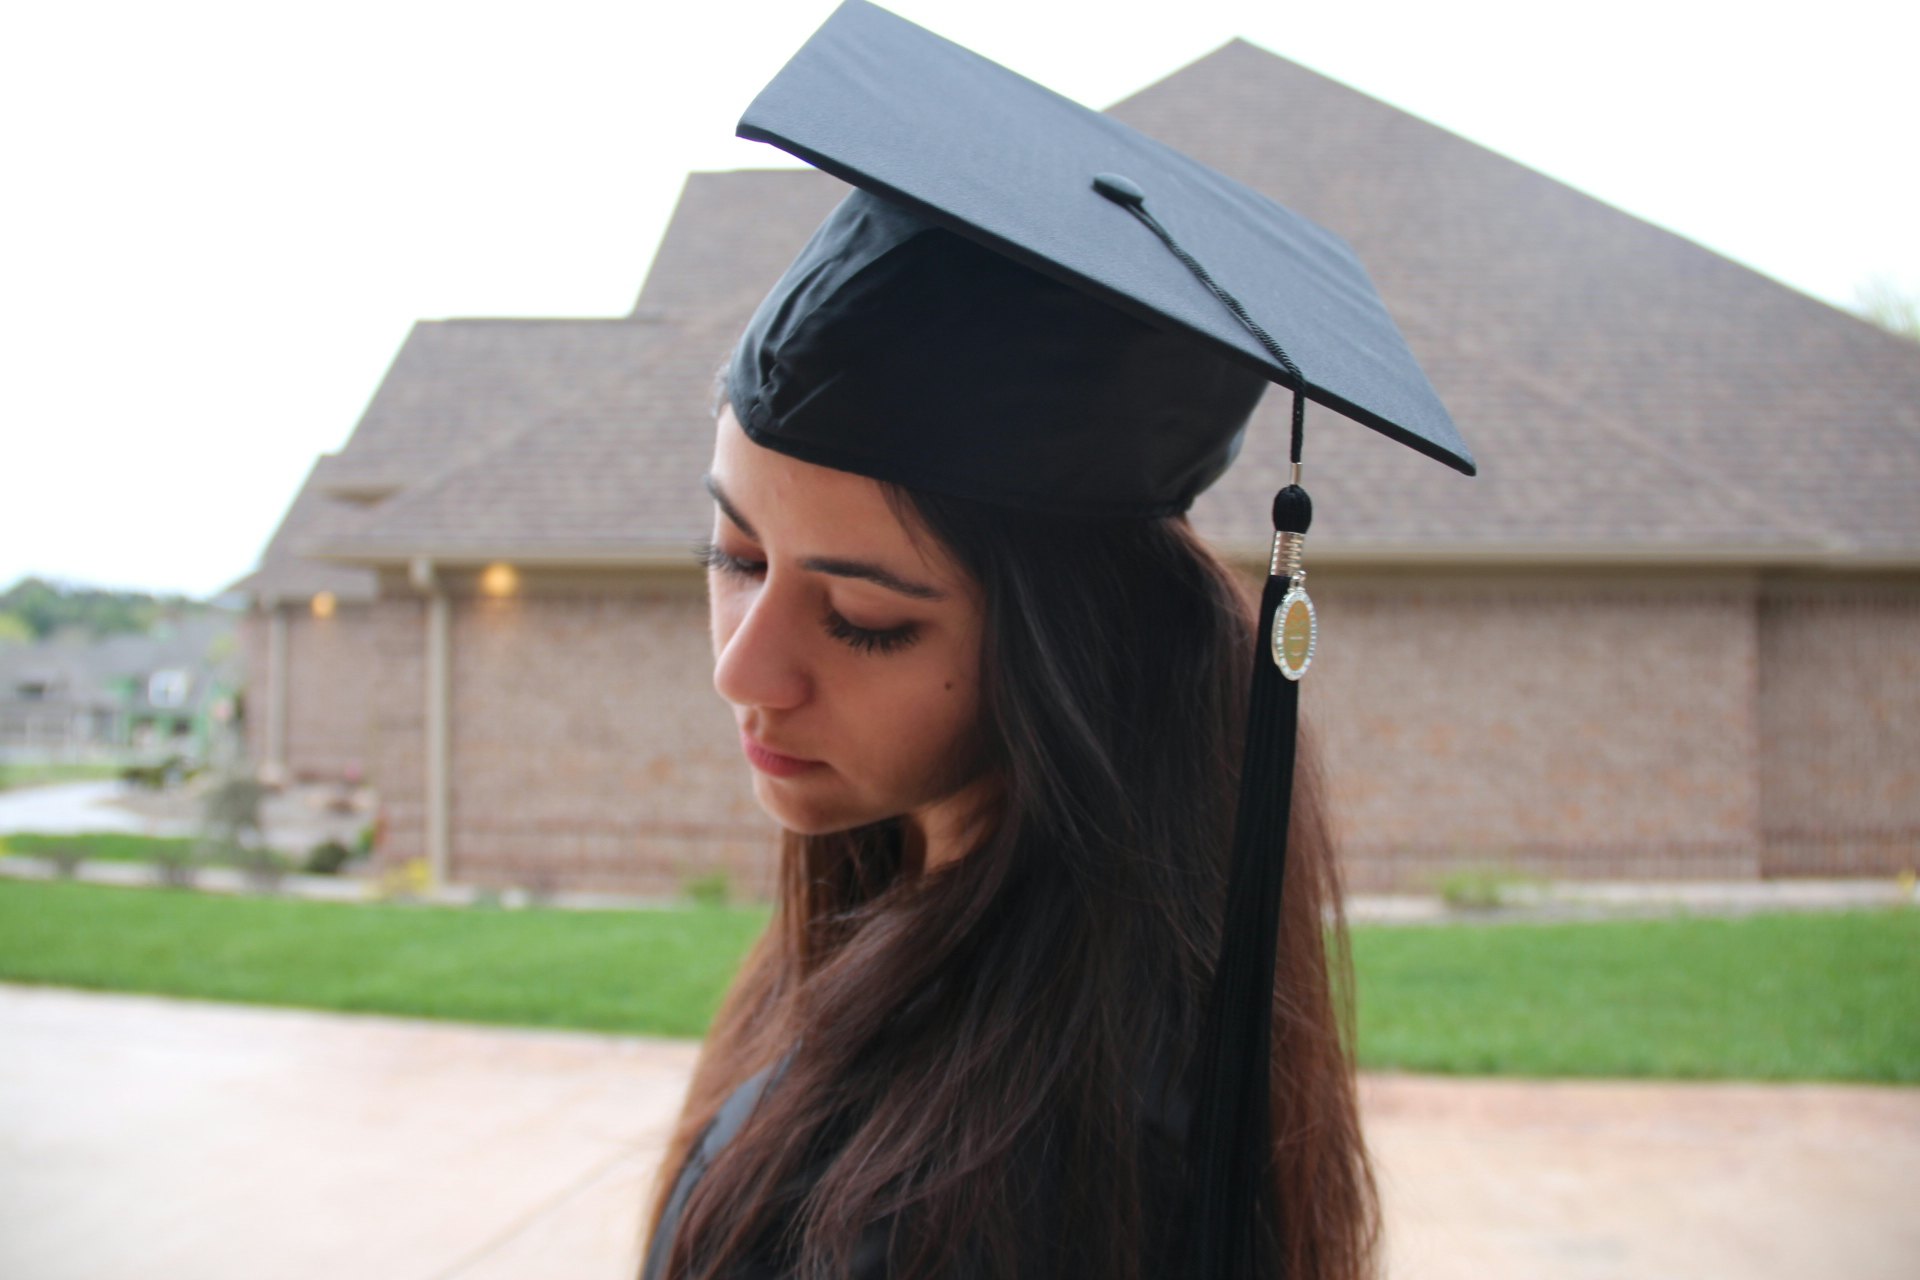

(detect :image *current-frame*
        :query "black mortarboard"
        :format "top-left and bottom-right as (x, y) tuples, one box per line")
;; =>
(726, 3), (1475, 1276)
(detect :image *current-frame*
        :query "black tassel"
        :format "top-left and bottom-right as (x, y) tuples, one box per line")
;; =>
(1092, 171), (1320, 1280)
(1179, 484), (1311, 1279)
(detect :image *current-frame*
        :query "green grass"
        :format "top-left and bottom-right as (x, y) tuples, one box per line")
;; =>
(0, 879), (768, 1038)
(0, 878), (1912, 1080)
(1349, 910), (1920, 1082)
(2, 832), (198, 863)
(0, 762), (124, 791)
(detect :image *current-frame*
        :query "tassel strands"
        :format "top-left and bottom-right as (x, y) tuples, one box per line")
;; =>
(1178, 481), (1312, 1280)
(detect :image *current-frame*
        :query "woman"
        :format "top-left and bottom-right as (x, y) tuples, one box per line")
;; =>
(638, 5), (1472, 1276)
(639, 399), (1375, 1279)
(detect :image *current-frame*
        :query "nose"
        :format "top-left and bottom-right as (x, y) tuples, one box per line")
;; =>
(712, 581), (812, 713)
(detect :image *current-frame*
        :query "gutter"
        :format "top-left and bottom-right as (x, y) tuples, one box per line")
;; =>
(301, 539), (1920, 574)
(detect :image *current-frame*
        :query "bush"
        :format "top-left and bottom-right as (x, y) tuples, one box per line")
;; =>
(303, 840), (354, 876)
(1434, 865), (1544, 911)
(152, 841), (198, 889)
(233, 845), (294, 893)
(682, 871), (732, 907)
(366, 857), (432, 903)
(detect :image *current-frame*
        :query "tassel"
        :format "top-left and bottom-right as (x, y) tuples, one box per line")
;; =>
(1179, 482), (1312, 1279)
(1092, 169), (1320, 1280)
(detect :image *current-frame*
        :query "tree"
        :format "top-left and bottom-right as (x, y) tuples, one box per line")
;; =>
(0, 576), (200, 641)
(1852, 274), (1920, 343)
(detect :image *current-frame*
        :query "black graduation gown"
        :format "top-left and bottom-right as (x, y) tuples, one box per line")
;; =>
(639, 1042), (1190, 1280)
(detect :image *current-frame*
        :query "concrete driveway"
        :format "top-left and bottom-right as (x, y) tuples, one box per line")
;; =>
(1, 984), (1914, 1280)
(0, 781), (189, 837)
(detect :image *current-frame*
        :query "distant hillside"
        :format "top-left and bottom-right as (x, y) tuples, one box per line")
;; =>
(0, 577), (225, 644)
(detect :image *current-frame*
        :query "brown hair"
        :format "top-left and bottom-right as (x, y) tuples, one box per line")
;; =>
(642, 488), (1377, 1279)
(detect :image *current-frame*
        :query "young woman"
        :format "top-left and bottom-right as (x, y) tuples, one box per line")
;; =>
(638, 401), (1376, 1280)
(636, 6), (1471, 1276)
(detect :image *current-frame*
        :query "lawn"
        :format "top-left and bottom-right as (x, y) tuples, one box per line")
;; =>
(0, 879), (767, 1038)
(1349, 911), (1918, 1082)
(0, 762), (125, 791)
(0, 878), (1912, 1081)
(2, 832), (198, 864)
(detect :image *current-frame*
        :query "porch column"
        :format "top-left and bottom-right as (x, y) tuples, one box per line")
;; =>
(265, 603), (290, 779)
(412, 557), (452, 890)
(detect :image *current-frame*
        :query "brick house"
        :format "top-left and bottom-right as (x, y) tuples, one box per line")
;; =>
(1, 613), (241, 761)
(237, 42), (1920, 895)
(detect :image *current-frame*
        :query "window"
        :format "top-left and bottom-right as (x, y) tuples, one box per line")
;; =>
(148, 669), (191, 708)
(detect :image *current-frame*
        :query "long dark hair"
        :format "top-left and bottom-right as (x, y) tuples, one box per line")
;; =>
(642, 483), (1378, 1279)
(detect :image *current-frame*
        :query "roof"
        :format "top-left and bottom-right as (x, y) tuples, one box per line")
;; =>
(307, 314), (739, 561)
(286, 39), (1918, 572)
(239, 455), (380, 605)
(1126, 42), (1920, 559)
(631, 170), (848, 318)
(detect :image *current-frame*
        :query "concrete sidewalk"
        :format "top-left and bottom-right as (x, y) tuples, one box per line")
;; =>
(2, 985), (1914, 1280)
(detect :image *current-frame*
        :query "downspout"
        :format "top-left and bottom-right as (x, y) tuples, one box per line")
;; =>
(411, 556), (451, 891)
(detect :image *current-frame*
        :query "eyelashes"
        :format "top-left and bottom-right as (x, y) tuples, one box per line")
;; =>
(694, 540), (922, 657)
(693, 539), (761, 579)
(821, 609), (920, 656)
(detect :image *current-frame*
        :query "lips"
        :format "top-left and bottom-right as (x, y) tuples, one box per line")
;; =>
(740, 729), (822, 778)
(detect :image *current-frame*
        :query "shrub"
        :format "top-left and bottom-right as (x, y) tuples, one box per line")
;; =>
(152, 841), (198, 889)
(682, 871), (732, 907)
(366, 857), (432, 903)
(1435, 865), (1544, 912)
(303, 840), (353, 876)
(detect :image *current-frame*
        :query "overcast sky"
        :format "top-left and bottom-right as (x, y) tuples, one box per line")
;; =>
(4, 0), (1915, 601)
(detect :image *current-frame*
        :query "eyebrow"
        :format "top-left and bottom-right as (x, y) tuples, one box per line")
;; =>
(703, 472), (948, 602)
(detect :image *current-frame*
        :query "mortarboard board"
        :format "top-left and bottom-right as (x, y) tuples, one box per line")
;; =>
(724, 2), (1476, 1275)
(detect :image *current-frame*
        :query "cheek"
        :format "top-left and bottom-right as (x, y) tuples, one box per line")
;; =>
(708, 588), (743, 653)
(852, 654), (982, 774)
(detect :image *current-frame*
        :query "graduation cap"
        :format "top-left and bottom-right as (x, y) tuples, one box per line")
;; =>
(725, 2), (1475, 1274)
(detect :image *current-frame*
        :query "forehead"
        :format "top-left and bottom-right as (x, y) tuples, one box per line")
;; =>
(709, 407), (948, 571)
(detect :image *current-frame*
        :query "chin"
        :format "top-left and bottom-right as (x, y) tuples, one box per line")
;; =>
(751, 773), (881, 837)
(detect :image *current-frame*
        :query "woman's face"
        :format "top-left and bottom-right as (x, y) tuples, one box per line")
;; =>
(704, 406), (991, 851)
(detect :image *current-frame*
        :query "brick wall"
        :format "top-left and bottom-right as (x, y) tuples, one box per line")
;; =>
(240, 602), (382, 783)
(1758, 576), (1920, 876)
(347, 563), (1918, 897)
(1305, 570), (1763, 890)
(367, 570), (773, 897)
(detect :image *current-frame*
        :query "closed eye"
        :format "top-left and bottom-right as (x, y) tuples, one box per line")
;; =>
(694, 540), (764, 579)
(824, 609), (921, 656)
(697, 540), (922, 656)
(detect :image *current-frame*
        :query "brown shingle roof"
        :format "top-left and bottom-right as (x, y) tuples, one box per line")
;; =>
(306, 175), (840, 565)
(296, 39), (1920, 571)
(317, 318), (689, 500)
(241, 455), (380, 604)
(1118, 42), (1920, 557)
(632, 170), (847, 317)
(305, 314), (743, 561)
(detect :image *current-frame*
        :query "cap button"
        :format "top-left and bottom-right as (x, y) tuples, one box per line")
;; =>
(1092, 172), (1146, 207)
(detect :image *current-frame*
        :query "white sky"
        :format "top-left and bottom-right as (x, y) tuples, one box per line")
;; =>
(3, 0), (1915, 600)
